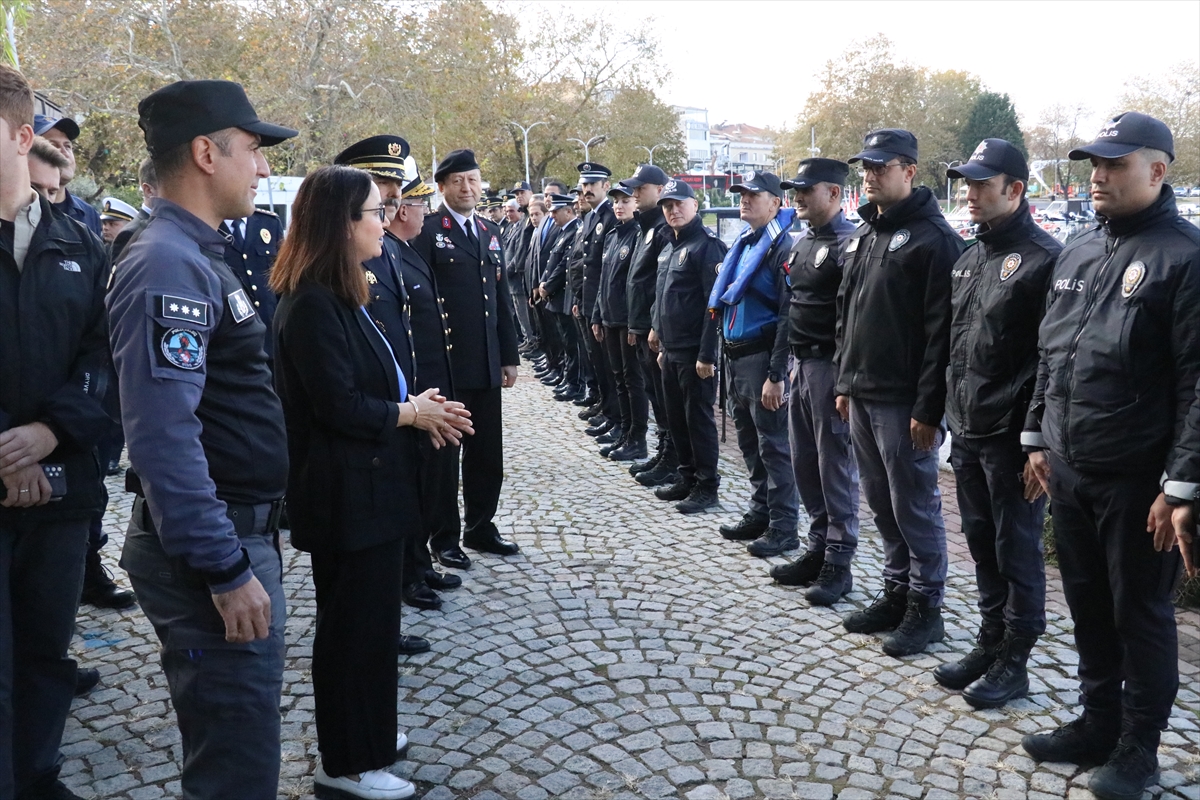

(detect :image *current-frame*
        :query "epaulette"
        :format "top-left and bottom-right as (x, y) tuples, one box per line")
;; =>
(252, 207), (279, 218)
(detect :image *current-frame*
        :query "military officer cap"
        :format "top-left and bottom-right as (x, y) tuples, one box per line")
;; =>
(577, 162), (612, 183)
(1068, 111), (1175, 163)
(547, 193), (575, 210)
(433, 148), (480, 182)
(568, 187), (582, 196)
(34, 113), (80, 141)
(948, 139), (1028, 182)
(729, 170), (784, 198)
(401, 155), (434, 199)
(501, 190), (515, 201)
(781, 158), (850, 190)
(137, 79), (297, 157)
(849, 128), (919, 165)
(607, 183), (634, 198)
(99, 196), (138, 222)
(621, 163), (668, 188)
(512, 180), (532, 192)
(334, 135), (411, 182)
(658, 178), (696, 204)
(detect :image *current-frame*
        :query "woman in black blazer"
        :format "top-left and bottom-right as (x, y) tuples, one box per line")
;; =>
(270, 166), (471, 800)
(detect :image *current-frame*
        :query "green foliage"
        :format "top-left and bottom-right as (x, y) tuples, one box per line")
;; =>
(1119, 61), (1200, 188)
(959, 92), (1027, 159)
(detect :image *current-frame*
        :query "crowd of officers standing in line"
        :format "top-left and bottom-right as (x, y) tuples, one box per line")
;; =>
(1, 55), (1199, 800)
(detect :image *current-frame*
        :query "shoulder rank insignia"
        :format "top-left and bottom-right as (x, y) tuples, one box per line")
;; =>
(999, 253), (1022, 281)
(888, 230), (910, 251)
(227, 289), (255, 323)
(1122, 261), (1146, 298)
(365, 270), (378, 284)
(161, 294), (209, 325)
(442, 216), (452, 229)
(814, 245), (829, 268)
(161, 328), (206, 370)
(259, 228), (272, 244)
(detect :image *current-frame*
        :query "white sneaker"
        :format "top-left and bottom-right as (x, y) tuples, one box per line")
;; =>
(314, 764), (415, 800)
(395, 732), (408, 757)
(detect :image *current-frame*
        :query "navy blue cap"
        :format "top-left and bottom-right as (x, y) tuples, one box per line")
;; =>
(621, 164), (668, 188)
(547, 193), (575, 210)
(577, 162), (612, 182)
(1069, 112), (1175, 162)
(433, 148), (481, 182)
(138, 80), (296, 157)
(334, 135), (410, 182)
(781, 158), (849, 189)
(607, 183), (633, 197)
(658, 178), (696, 203)
(33, 114), (80, 140)
(948, 139), (1028, 182)
(849, 128), (919, 164)
(729, 170), (784, 198)
(512, 180), (532, 192)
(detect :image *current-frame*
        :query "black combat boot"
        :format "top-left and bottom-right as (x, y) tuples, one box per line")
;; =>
(1088, 733), (1161, 800)
(719, 511), (769, 541)
(637, 447), (679, 487)
(654, 476), (693, 502)
(599, 433), (626, 458)
(608, 435), (647, 461)
(805, 563), (853, 606)
(746, 527), (799, 557)
(962, 629), (1037, 708)
(675, 485), (719, 514)
(629, 432), (665, 476)
(80, 551), (137, 610)
(933, 623), (1004, 690)
(596, 425), (624, 445)
(842, 581), (908, 633)
(1021, 713), (1120, 765)
(880, 592), (945, 656)
(769, 548), (824, 586)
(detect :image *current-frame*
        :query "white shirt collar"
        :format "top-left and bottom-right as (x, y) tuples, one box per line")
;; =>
(446, 206), (474, 235)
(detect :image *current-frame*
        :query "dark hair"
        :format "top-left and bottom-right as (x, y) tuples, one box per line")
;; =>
(544, 179), (568, 193)
(1001, 174), (1028, 198)
(0, 64), (34, 134)
(138, 157), (158, 189)
(152, 126), (237, 183)
(269, 165), (372, 306)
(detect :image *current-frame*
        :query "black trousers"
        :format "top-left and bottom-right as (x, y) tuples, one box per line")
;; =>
(534, 304), (561, 370)
(950, 433), (1047, 636)
(457, 386), (505, 539)
(311, 538), (402, 777)
(554, 312), (583, 387)
(578, 315), (617, 418)
(661, 349), (719, 490)
(422, 433), (464, 554)
(603, 326), (647, 437)
(1048, 453), (1180, 739)
(636, 337), (668, 431)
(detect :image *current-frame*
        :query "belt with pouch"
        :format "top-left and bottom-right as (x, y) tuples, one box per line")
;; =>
(131, 495), (284, 537)
(791, 343), (835, 360)
(723, 333), (775, 360)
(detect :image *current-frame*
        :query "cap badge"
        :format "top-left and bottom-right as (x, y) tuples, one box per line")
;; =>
(388, 142), (402, 156)
(619, 246), (630, 260)
(581, 163), (592, 171)
(745, 171), (756, 182)
(999, 253), (1022, 281)
(634, 166), (644, 177)
(970, 141), (989, 162)
(365, 270), (378, 284)
(888, 230), (910, 251)
(868, 135), (884, 147)
(260, 228), (271, 244)
(814, 245), (829, 267)
(1097, 124), (1120, 139)
(161, 328), (206, 370)
(1122, 261), (1146, 297)
(595, 222), (604, 236)
(665, 179), (677, 193)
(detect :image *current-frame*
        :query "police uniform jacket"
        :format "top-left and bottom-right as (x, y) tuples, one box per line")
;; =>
(1165, 376), (1200, 503)
(652, 215), (727, 364)
(834, 187), (965, 426)
(0, 195), (111, 521)
(363, 234), (416, 387)
(107, 199), (287, 594)
(396, 235), (454, 396)
(626, 205), (670, 336)
(409, 206), (519, 392)
(579, 199), (616, 315)
(946, 200), (1061, 439)
(273, 281), (419, 554)
(786, 209), (856, 359)
(1022, 186), (1200, 474)
(222, 210), (283, 355)
(593, 216), (640, 328)
(111, 207), (151, 265)
(542, 217), (579, 315)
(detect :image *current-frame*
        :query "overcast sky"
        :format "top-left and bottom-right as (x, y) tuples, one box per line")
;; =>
(517, 0), (1200, 133)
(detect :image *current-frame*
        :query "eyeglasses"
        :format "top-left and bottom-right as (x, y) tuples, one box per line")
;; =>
(859, 162), (906, 178)
(362, 205), (388, 222)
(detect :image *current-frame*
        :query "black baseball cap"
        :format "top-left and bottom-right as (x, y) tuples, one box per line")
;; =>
(849, 128), (919, 164)
(621, 164), (669, 188)
(658, 178), (696, 204)
(433, 149), (481, 182)
(948, 139), (1028, 182)
(34, 114), (80, 140)
(138, 80), (297, 157)
(1068, 111), (1175, 162)
(608, 184), (633, 198)
(781, 158), (850, 189)
(729, 170), (784, 199)
(512, 180), (532, 192)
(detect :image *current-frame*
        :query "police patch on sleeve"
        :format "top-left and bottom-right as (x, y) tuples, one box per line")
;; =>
(161, 328), (206, 370)
(1122, 261), (1146, 298)
(888, 230), (911, 251)
(227, 289), (256, 323)
(160, 294), (209, 325)
(999, 253), (1022, 281)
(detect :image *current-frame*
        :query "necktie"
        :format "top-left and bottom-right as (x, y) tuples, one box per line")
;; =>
(465, 217), (477, 250)
(231, 219), (245, 250)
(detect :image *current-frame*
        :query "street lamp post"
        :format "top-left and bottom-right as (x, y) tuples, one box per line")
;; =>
(940, 160), (963, 212)
(507, 120), (546, 186)
(637, 143), (667, 165)
(568, 134), (607, 162)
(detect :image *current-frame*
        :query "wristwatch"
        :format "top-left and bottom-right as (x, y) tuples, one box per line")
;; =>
(767, 370), (783, 383)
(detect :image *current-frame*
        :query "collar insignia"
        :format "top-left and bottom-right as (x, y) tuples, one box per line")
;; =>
(365, 269), (378, 284)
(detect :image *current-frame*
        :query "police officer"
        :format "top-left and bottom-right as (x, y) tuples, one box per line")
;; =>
(34, 113), (103, 238)
(591, 182), (645, 460)
(768, 158), (860, 607)
(651, 179), (727, 514)
(99, 196), (137, 245)
(409, 149), (521, 565)
(836, 129), (965, 656)
(502, 198), (538, 353)
(1020, 113), (1200, 800)
(709, 171), (800, 556)
(0, 63), (112, 800)
(110, 157), (158, 265)
(932, 140), (1061, 708)
(571, 163), (617, 418)
(1166, 378), (1200, 581)
(107, 79), (296, 800)
(530, 184), (570, 388)
(220, 203), (283, 359)
(623, 165), (677, 488)
(541, 194), (586, 402)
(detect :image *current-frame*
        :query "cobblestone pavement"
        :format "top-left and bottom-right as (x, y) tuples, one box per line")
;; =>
(68, 368), (1199, 800)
